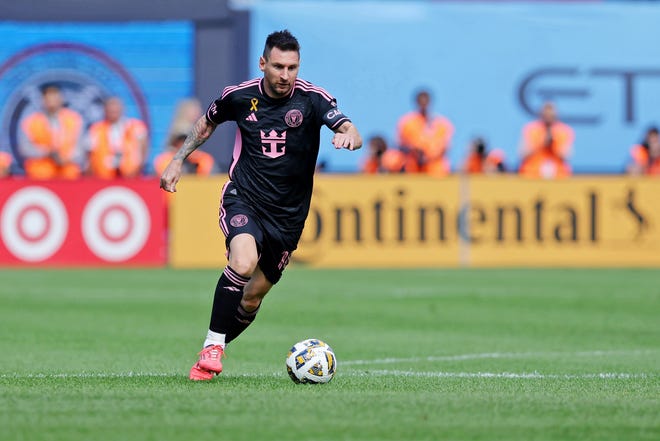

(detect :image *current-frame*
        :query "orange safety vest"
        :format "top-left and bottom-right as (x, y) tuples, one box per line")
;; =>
(87, 119), (147, 179)
(0, 152), (11, 176)
(630, 144), (660, 175)
(463, 150), (505, 174)
(521, 120), (574, 159)
(397, 112), (454, 177)
(154, 150), (215, 177)
(519, 150), (571, 179)
(21, 109), (83, 179)
(0, 152), (11, 167)
(361, 156), (380, 174)
(520, 120), (573, 179)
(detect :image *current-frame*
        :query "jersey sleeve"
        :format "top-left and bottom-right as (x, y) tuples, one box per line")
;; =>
(205, 89), (236, 125)
(318, 96), (351, 131)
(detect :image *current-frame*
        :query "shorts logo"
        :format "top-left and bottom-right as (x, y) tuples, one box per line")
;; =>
(284, 109), (303, 128)
(230, 214), (249, 227)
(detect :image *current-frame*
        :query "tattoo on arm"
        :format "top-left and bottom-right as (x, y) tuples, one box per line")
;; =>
(173, 116), (216, 161)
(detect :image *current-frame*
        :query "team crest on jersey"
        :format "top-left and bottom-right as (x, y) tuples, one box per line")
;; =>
(284, 109), (303, 128)
(261, 129), (286, 158)
(230, 214), (249, 227)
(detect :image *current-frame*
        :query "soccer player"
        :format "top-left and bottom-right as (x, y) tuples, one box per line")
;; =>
(159, 30), (362, 381)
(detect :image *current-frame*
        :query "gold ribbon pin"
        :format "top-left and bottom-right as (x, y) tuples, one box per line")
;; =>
(250, 98), (258, 112)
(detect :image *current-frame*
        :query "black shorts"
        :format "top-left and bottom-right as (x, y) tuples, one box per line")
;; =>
(218, 181), (297, 285)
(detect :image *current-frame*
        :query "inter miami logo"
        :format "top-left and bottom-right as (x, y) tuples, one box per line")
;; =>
(229, 214), (249, 227)
(261, 130), (286, 158)
(285, 109), (303, 128)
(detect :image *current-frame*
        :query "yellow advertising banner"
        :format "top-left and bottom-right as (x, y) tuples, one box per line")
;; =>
(169, 175), (660, 268)
(168, 177), (228, 268)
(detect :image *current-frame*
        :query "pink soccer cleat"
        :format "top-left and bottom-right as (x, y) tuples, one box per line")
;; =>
(197, 345), (224, 374)
(189, 362), (214, 381)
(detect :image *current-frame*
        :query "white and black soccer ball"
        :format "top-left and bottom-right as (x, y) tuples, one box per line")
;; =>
(286, 338), (337, 384)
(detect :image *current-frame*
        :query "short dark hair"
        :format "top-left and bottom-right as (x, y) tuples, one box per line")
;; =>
(263, 29), (300, 60)
(40, 83), (61, 95)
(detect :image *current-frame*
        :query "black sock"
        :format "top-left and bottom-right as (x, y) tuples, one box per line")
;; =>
(226, 302), (261, 344)
(208, 266), (250, 335)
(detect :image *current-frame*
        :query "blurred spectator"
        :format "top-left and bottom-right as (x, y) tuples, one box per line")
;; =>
(154, 133), (216, 177)
(361, 135), (420, 174)
(396, 89), (454, 176)
(166, 98), (203, 143)
(461, 137), (506, 174)
(627, 126), (660, 175)
(86, 97), (148, 179)
(361, 135), (388, 173)
(0, 151), (12, 177)
(19, 84), (84, 179)
(518, 101), (574, 179)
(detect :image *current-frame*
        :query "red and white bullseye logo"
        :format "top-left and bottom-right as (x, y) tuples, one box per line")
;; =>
(0, 187), (68, 262)
(82, 187), (150, 262)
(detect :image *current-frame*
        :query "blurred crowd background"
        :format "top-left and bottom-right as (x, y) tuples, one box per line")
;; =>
(1, 0), (660, 180)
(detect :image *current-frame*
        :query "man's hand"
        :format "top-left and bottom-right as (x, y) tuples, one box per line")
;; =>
(332, 122), (362, 151)
(160, 158), (184, 193)
(332, 132), (359, 150)
(159, 115), (217, 192)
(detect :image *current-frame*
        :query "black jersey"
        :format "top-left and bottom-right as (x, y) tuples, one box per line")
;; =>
(206, 77), (351, 236)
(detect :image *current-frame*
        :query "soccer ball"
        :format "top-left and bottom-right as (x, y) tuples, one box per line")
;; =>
(286, 338), (337, 384)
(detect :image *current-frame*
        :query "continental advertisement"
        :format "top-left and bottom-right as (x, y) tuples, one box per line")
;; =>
(169, 175), (660, 268)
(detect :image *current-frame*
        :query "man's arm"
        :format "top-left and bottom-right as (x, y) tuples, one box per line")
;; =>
(331, 121), (362, 151)
(160, 115), (217, 192)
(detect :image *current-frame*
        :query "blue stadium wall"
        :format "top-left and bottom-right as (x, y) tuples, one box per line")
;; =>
(2, 1), (660, 174)
(248, 1), (660, 174)
(0, 0), (248, 174)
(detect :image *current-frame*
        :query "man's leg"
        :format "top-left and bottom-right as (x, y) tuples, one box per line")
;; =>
(225, 265), (273, 343)
(191, 234), (271, 380)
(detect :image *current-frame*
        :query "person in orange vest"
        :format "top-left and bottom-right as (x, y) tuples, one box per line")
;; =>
(19, 84), (84, 179)
(0, 151), (12, 177)
(396, 89), (454, 177)
(154, 133), (216, 177)
(461, 137), (506, 174)
(86, 97), (148, 179)
(627, 126), (660, 175)
(518, 101), (574, 179)
(361, 135), (420, 174)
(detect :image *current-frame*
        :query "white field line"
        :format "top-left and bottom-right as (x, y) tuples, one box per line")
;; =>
(341, 349), (657, 366)
(1, 349), (656, 381)
(356, 370), (653, 380)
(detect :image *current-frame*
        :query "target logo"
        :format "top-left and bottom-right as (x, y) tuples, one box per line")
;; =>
(0, 181), (164, 265)
(1, 187), (68, 262)
(82, 187), (150, 262)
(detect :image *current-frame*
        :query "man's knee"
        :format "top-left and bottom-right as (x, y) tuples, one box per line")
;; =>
(228, 234), (259, 276)
(229, 254), (258, 277)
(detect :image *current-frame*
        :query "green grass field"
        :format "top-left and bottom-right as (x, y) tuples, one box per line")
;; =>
(0, 268), (658, 441)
